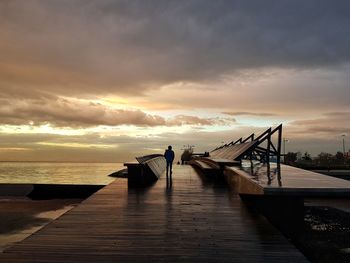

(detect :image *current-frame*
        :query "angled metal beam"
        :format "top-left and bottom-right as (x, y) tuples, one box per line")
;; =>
(255, 146), (278, 155)
(242, 133), (255, 143)
(232, 137), (243, 145)
(255, 127), (272, 142)
(270, 142), (278, 154)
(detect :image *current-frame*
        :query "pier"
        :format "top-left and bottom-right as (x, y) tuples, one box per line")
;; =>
(0, 165), (308, 262)
(2, 125), (350, 262)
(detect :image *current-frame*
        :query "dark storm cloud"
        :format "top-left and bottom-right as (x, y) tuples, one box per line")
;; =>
(287, 112), (350, 137)
(1, 0), (350, 96)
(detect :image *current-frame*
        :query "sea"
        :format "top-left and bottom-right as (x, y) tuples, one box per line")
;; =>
(0, 162), (125, 185)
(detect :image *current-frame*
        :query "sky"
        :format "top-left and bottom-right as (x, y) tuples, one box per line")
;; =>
(0, 0), (350, 162)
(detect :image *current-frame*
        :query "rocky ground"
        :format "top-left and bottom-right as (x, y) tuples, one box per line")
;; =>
(285, 204), (350, 263)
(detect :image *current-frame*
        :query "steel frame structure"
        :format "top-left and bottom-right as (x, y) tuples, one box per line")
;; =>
(212, 124), (283, 166)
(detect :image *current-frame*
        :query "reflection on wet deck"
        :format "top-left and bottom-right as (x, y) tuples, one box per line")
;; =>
(1, 165), (307, 262)
(227, 164), (350, 196)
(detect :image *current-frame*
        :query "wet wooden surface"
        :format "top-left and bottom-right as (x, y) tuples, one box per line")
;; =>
(227, 164), (350, 196)
(1, 165), (308, 262)
(210, 141), (256, 160)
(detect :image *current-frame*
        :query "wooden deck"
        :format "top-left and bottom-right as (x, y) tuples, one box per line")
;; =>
(1, 165), (308, 262)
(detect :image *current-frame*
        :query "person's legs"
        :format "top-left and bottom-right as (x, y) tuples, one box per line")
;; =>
(166, 161), (170, 177)
(169, 162), (173, 182)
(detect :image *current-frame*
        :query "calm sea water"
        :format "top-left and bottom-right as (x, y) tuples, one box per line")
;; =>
(0, 162), (125, 185)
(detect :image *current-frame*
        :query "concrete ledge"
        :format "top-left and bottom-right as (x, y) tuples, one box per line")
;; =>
(0, 184), (34, 196)
(225, 164), (350, 197)
(0, 183), (104, 199)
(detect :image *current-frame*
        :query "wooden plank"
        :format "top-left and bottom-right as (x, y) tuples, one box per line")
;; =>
(1, 165), (308, 262)
(210, 142), (256, 160)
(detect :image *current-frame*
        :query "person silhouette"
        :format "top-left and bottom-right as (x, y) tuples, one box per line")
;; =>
(164, 145), (175, 179)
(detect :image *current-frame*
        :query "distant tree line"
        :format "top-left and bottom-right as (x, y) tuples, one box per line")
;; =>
(285, 151), (350, 170)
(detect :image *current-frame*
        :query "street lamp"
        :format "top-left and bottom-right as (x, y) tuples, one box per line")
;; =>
(283, 138), (289, 163)
(341, 134), (346, 164)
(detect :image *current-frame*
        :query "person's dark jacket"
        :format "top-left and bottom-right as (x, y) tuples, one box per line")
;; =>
(164, 150), (175, 163)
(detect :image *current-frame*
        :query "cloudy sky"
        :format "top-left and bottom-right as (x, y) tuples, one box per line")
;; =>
(0, 0), (349, 162)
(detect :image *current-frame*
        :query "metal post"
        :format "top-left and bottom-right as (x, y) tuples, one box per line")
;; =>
(277, 125), (282, 166)
(267, 132), (271, 182)
(342, 134), (346, 164)
(283, 138), (289, 164)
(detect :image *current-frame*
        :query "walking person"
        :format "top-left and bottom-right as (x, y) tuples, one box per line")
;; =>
(164, 145), (175, 179)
